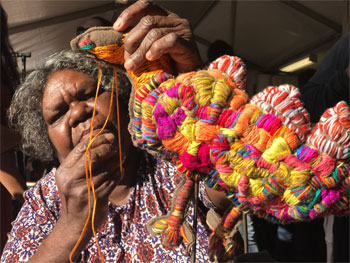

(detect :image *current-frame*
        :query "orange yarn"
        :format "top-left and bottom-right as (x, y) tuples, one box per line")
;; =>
(194, 122), (219, 144)
(175, 71), (196, 85)
(89, 44), (173, 90)
(229, 88), (249, 110)
(234, 104), (258, 135)
(162, 131), (190, 155)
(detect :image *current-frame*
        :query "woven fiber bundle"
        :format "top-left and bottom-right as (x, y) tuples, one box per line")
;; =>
(71, 27), (350, 262)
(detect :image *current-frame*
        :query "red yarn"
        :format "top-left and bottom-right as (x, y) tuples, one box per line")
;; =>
(179, 143), (212, 173)
(313, 155), (336, 177)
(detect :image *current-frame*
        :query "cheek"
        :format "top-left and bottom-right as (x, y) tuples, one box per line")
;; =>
(48, 125), (73, 161)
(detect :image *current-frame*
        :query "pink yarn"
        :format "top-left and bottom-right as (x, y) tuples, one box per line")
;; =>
(279, 155), (312, 171)
(154, 104), (176, 139)
(257, 114), (281, 135)
(250, 197), (261, 205)
(197, 143), (213, 173)
(243, 143), (262, 162)
(166, 84), (180, 99)
(238, 176), (249, 195)
(282, 207), (293, 221)
(216, 163), (234, 174)
(266, 197), (285, 210)
(321, 189), (339, 206)
(179, 143), (212, 173)
(257, 158), (272, 170)
(171, 107), (187, 126)
(179, 152), (199, 171)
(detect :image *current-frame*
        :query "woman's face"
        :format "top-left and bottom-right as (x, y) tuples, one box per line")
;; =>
(42, 69), (128, 163)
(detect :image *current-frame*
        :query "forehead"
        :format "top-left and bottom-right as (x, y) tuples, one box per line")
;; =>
(43, 69), (95, 99)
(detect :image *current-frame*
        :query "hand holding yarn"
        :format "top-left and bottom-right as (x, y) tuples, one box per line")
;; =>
(113, 0), (201, 73)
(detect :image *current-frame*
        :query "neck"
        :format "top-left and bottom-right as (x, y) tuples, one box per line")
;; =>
(108, 148), (140, 206)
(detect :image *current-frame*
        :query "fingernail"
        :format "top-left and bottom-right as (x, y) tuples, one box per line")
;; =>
(124, 59), (135, 71)
(146, 51), (154, 61)
(104, 133), (115, 143)
(113, 18), (122, 30)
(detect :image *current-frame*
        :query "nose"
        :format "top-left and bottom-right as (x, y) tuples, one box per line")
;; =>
(69, 101), (92, 127)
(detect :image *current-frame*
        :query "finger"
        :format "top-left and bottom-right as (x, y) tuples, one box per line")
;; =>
(123, 15), (179, 59)
(63, 133), (116, 169)
(95, 178), (118, 200)
(146, 33), (202, 73)
(124, 27), (177, 70)
(89, 164), (119, 190)
(87, 143), (118, 171)
(113, 0), (168, 31)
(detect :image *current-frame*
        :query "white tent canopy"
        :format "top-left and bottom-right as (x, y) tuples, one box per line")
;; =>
(3, 0), (348, 94)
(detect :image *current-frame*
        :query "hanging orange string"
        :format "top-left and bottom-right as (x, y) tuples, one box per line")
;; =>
(69, 67), (118, 262)
(114, 68), (123, 180)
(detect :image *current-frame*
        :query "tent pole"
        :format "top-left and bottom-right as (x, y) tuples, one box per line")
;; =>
(242, 212), (248, 254)
(191, 179), (199, 263)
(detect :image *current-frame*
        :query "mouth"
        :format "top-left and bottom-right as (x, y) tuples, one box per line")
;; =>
(79, 122), (117, 144)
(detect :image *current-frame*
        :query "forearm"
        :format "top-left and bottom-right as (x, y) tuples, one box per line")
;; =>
(0, 150), (27, 203)
(205, 185), (232, 212)
(1, 125), (20, 153)
(28, 215), (93, 262)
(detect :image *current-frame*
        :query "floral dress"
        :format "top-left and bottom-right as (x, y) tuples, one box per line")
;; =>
(1, 160), (215, 262)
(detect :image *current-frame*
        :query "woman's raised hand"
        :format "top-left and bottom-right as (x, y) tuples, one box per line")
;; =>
(113, 0), (202, 73)
(55, 133), (119, 230)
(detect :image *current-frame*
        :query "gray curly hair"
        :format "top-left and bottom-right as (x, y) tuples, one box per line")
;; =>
(8, 49), (132, 162)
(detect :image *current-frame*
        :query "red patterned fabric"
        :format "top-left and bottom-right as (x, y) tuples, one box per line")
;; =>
(1, 160), (215, 262)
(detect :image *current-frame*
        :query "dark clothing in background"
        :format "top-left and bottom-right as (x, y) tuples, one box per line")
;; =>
(297, 34), (349, 263)
(301, 34), (349, 123)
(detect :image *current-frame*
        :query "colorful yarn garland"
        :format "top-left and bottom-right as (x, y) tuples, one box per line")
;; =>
(71, 27), (350, 262)
(130, 60), (349, 260)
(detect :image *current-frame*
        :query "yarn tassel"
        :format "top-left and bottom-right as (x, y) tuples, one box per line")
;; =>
(162, 178), (194, 247)
(208, 206), (241, 261)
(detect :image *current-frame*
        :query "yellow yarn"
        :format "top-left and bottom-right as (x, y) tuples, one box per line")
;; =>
(191, 71), (214, 106)
(227, 151), (242, 167)
(289, 169), (312, 188)
(187, 141), (201, 156)
(249, 178), (264, 196)
(249, 106), (262, 124)
(220, 171), (241, 188)
(142, 100), (154, 122)
(220, 128), (239, 140)
(236, 158), (256, 178)
(211, 79), (232, 107)
(160, 96), (179, 115)
(153, 218), (169, 234)
(179, 117), (196, 141)
(274, 163), (290, 185)
(282, 189), (300, 206)
(230, 141), (245, 152)
(261, 137), (291, 164)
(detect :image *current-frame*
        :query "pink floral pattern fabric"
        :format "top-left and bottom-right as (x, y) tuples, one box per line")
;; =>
(1, 160), (214, 262)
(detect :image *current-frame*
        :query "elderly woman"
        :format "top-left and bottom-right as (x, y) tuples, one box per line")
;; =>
(1, 1), (232, 262)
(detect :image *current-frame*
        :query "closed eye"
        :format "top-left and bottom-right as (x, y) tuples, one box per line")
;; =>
(47, 105), (68, 125)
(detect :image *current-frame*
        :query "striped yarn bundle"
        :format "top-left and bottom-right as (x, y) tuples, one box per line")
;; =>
(71, 27), (350, 262)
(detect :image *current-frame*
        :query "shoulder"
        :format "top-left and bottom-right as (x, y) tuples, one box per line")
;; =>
(24, 168), (60, 212)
